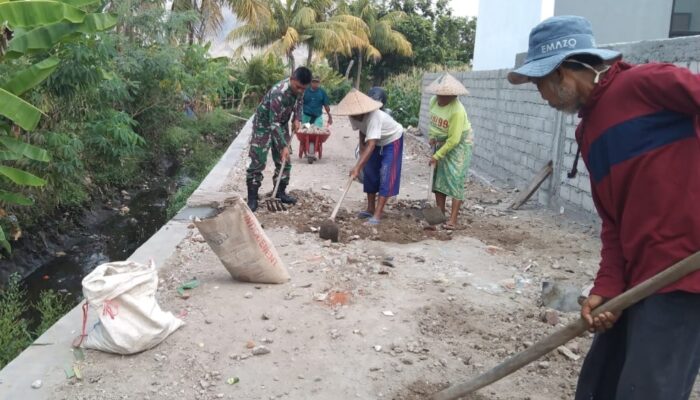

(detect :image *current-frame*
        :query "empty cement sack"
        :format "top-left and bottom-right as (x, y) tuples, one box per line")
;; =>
(195, 197), (290, 284)
(81, 260), (184, 354)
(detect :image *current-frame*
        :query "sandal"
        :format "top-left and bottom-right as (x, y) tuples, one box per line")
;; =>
(364, 217), (380, 226)
(357, 211), (373, 219)
(442, 222), (456, 230)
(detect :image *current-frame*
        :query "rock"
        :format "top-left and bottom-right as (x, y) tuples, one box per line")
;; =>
(252, 346), (271, 356)
(382, 310), (395, 317)
(401, 358), (413, 365)
(199, 380), (209, 389)
(262, 338), (274, 344)
(541, 281), (584, 312)
(261, 313), (271, 320)
(540, 309), (560, 326)
(330, 329), (341, 339)
(373, 345), (382, 352)
(244, 292), (253, 299)
(266, 326), (277, 332)
(321, 185), (331, 190)
(538, 361), (550, 369)
(485, 245), (503, 255)
(246, 340), (256, 349)
(557, 345), (581, 361)
(31, 380), (42, 389)
(568, 342), (581, 354)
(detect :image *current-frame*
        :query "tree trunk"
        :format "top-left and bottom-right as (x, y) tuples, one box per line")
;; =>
(237, 84), (249, 112)
(334, 53), (339, 71)
(288, 51), (296, 74)
(306, 46), (313, 66)
(355, 49), (363, 89)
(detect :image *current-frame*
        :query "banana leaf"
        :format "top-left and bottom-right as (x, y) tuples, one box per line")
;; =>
(0, 87), (42, 131)
(1, 57), (59, 95)
(0, 1), (85, 28)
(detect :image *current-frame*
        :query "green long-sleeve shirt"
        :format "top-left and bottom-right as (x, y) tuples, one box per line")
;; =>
(428, 96), (472, 160)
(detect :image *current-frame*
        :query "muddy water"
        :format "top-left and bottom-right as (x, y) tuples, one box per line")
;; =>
(22, 185), (170, 311)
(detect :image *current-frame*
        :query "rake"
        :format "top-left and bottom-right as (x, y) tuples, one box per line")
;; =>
(265, 158), (287, 212)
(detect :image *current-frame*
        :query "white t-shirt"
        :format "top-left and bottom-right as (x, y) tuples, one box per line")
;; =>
(349, 110), (403, 147)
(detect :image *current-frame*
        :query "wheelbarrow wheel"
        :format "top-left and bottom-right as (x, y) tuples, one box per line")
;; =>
(307, 141), (315, 164)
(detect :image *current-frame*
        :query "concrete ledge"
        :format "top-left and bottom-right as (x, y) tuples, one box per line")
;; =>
(0, 116), (254, 399)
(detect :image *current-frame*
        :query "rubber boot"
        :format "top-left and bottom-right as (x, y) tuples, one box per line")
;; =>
(246, 183), (260, 211)
(275, 182), (297, 205)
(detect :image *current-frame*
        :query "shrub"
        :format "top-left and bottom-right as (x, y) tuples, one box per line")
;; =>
(192, 108), (238, 143)
(162, 126), (197, 156)
(34, 290), (72, 336)
(0, 275), (31, 368)
(385, 68), (422, 128)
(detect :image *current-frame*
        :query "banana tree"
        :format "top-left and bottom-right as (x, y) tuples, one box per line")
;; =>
(0, 0), (116, 253)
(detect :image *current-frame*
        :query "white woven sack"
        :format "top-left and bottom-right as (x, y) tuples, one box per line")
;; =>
(81, 260), (183, 354)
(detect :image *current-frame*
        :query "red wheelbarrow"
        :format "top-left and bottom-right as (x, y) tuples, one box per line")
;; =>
(296, 125), (331, 164)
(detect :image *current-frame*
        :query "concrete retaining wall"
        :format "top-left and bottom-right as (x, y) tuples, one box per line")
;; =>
(0, 117), (254, 400)
(420, 35), (700, 217)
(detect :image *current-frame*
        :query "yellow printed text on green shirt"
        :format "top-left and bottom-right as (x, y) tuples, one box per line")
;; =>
(428, 96), (472, 160)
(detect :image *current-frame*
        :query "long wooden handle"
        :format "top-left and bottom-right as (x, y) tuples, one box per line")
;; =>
(426, 146), (436, 202)
(272, 158), (286, 198)
(330, 177), (353, 221)
(431, 250), (700, 400)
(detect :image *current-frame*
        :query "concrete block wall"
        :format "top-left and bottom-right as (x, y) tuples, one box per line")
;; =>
(420, 35), (700, 218)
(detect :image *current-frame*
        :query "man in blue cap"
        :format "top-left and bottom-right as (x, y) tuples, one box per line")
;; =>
(509, 15), (700, 400)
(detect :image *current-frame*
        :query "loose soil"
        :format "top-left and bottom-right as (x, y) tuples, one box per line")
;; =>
(47, 115), (700, 400)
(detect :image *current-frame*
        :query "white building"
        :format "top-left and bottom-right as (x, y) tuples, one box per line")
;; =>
(472, 0), (700, 70)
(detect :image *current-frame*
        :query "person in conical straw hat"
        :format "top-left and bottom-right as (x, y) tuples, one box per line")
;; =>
(336, 89), (404, 225)
(425, 73), (472, 230)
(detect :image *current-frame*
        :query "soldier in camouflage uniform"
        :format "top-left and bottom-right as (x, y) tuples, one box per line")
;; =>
(246, 67), (312, 211)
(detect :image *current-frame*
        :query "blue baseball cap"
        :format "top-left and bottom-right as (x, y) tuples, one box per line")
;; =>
(507, 15), (621, 85)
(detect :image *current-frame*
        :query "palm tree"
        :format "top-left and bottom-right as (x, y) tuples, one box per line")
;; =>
(227, 0), (368, 74)
(341, 0), (413, 88)
(172, 0), (225, 45)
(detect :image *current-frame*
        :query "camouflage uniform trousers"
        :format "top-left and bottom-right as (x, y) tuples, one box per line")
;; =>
(246, 124), (292, 189)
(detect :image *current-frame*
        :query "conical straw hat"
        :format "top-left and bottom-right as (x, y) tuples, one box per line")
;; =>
(334, 89), (384, 116)
(425, 73), (469, 96)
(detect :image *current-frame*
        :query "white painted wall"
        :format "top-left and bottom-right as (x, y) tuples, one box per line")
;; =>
(472, 0), (554, 70)
(554, 0), (674, 44)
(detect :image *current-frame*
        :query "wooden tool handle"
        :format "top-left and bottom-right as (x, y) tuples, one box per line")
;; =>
(330, 177), (353, 221)
(272, 158), (286, 198)
(426, 146), (436, 202)
(431, 250), (700, 400)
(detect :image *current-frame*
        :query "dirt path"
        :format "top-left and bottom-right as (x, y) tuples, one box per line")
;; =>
(50, 116), (699, 400)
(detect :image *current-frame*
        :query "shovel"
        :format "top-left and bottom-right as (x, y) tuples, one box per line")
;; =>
(430, 250), (700, 400)
(265, 158), (287, 212)
(320, 177), (353, 242)
(422, 155), (447, 225)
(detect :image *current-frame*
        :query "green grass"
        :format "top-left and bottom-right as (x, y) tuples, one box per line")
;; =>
(0, 274), (71, 369)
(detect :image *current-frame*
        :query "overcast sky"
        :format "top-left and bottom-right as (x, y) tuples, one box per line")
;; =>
(451, 0), (479, 18)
